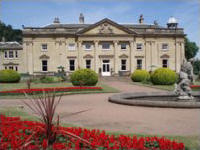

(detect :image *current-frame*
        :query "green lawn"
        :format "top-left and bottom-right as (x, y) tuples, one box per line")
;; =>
(0, 107), (199, 149)
(0, 81), (119, 99)
(132, 81), (200, 91)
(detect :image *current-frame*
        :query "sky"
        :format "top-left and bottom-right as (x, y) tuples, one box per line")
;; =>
(0, 0), (199, 58)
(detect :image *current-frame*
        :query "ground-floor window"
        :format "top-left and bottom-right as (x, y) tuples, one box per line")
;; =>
(162, 59), (168, 68)
(137, 59), (142, 69)
(121, 59), (127, 71)
(4, 65), (18, 71)
(69, 59), (75, 71)
(42, 60), (48, 71)
(86, 59), (91, 69)
(15, 66), (18, 71)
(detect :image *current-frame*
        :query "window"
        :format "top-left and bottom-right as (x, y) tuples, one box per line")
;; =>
(9, 51), (14, 58)
(137, 59), (142, 69)
(15, 51), (18, 58)
(68, 43), (76, 51)
(15, 66), (18, 71)
(121, 59), (127, 71)
(162, 43), (168, 50)
(84, 43), (91, 50)
(41, 44), (47, 51)
(86, 60), (91, 69)
(5, 66), (7, 70)
(69, 60), (75, 71)
(162, 59), (168, 68)
(4, 51), (7, 58)
(102, 43), (110, 50)
(42, 60), (48, 71)
(136, 43), (143, 50)
(121, 43), (127, 50)
(9, 66), (14, 70)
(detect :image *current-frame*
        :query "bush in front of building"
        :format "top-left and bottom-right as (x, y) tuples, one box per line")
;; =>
(0, 69), (21, 83)
(70, 69), (98, 86)
(131, 70), (150, 82)
(151, 68), (177, 85)
(40, 76), (63, 83)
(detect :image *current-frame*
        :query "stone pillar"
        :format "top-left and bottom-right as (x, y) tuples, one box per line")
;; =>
(175, 42), (180, 72)
(114, 40), (119, 75)
(78, 41), (82, 69)
(94, 40), (99, 73)
(129, 40), (135, 73)
(27, 41), (33, 74)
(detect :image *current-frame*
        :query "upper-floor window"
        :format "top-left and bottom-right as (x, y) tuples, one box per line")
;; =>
(9, 51), (14, 58)
(41, 44), (48, 51)
(84, 43), (91, 50)
(69, 59), (75, 71)
(162, 59), (168, 68)
(121, 43), (127, 50)
(86, 60), (91, 69)
(136, 43), (143, 50)
(4, 51), (7, 58)
(68, 43), (76, 51)
(137, 59), (142, 69)
(121, 59), (127, 71)
(162, 43), (168, 51)
(42, 60), (48, 71)
(102, 43), (110, 50)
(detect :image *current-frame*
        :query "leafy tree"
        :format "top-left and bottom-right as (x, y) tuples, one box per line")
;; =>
(0, 21), (22, 43)
(185, 37), (199, 60)
(193, 59), (200, 75)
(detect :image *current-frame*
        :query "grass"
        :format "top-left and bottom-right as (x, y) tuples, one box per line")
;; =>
(0, 81), (119, 99)
(132, 81), (200, 91)
(0, 107), (199, 149)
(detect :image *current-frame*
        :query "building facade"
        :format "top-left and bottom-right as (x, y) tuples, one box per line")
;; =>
(0, 41), (23, 72)
(22, 14), (185, 76)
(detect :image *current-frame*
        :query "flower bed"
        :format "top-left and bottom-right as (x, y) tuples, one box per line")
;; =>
(0, 115), (185, 150)
(190, 85), (200, 90)
(0, 86), (102, 95)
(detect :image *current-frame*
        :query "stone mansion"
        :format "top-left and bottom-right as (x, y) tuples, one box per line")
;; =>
(0, 14), (185, 76)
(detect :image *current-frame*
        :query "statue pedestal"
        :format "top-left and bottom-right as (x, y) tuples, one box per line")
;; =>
(177, 95), (194, 100)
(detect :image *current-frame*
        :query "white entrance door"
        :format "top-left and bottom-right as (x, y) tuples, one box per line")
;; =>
(102, 60), (111, 76)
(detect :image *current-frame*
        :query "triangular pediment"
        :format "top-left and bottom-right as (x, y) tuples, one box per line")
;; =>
(77, 18), (137, 35)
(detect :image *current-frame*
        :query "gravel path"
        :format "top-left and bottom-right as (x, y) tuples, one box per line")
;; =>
(1, 79), (200, 136)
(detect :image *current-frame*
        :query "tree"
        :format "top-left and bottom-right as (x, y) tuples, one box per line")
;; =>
(0, 21), (22, 43)
(185, 37), (199, 60)
(193, 59), (200, 75)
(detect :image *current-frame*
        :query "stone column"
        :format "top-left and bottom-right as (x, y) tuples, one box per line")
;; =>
(114, 40), (119, 75)
(27, 41), (33, 74)
(175, 42), (180, 72)
(94, 40), (99, 73)
(129, 40), (135, 73)
(78, 41), (82, 69)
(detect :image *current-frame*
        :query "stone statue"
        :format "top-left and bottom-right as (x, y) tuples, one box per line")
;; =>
(174, 59), (194, 100)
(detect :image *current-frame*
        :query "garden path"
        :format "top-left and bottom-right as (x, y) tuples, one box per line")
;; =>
(1, 78), (200, 136)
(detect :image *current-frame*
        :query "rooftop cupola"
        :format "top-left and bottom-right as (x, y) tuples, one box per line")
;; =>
(53, 17), (60, 24)
(79, 13), (84, 24)
(167, 16), (178, 29)
(139, 14), (144, 24)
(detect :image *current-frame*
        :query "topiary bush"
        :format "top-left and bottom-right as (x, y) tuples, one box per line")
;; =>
(131, 70), (150, 82)
(151, 68), (177, 85)
(70, 69), (98, 86)
(0, 69), (21, 83)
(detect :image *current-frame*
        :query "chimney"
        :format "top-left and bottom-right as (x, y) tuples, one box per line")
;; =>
(53, 17), (60, 24)
(79, 13), (84, 24)
(139, 14), (144, 24)
(153, 20), (158, 26)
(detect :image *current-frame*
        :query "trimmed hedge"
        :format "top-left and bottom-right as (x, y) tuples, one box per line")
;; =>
(131, 70), (150, 82)
(0, 70), (21, 83)
(70, 69), (98, 86)
(40, 76), (63, 83)
(151, 68), (177, 85)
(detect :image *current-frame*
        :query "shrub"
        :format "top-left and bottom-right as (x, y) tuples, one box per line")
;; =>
(70, 69), (98, 86)
(151, 68), (177, 85)
(40, 76), (62, 83)
(0, 69), (21, 83)
(131, 70), (150, 82)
